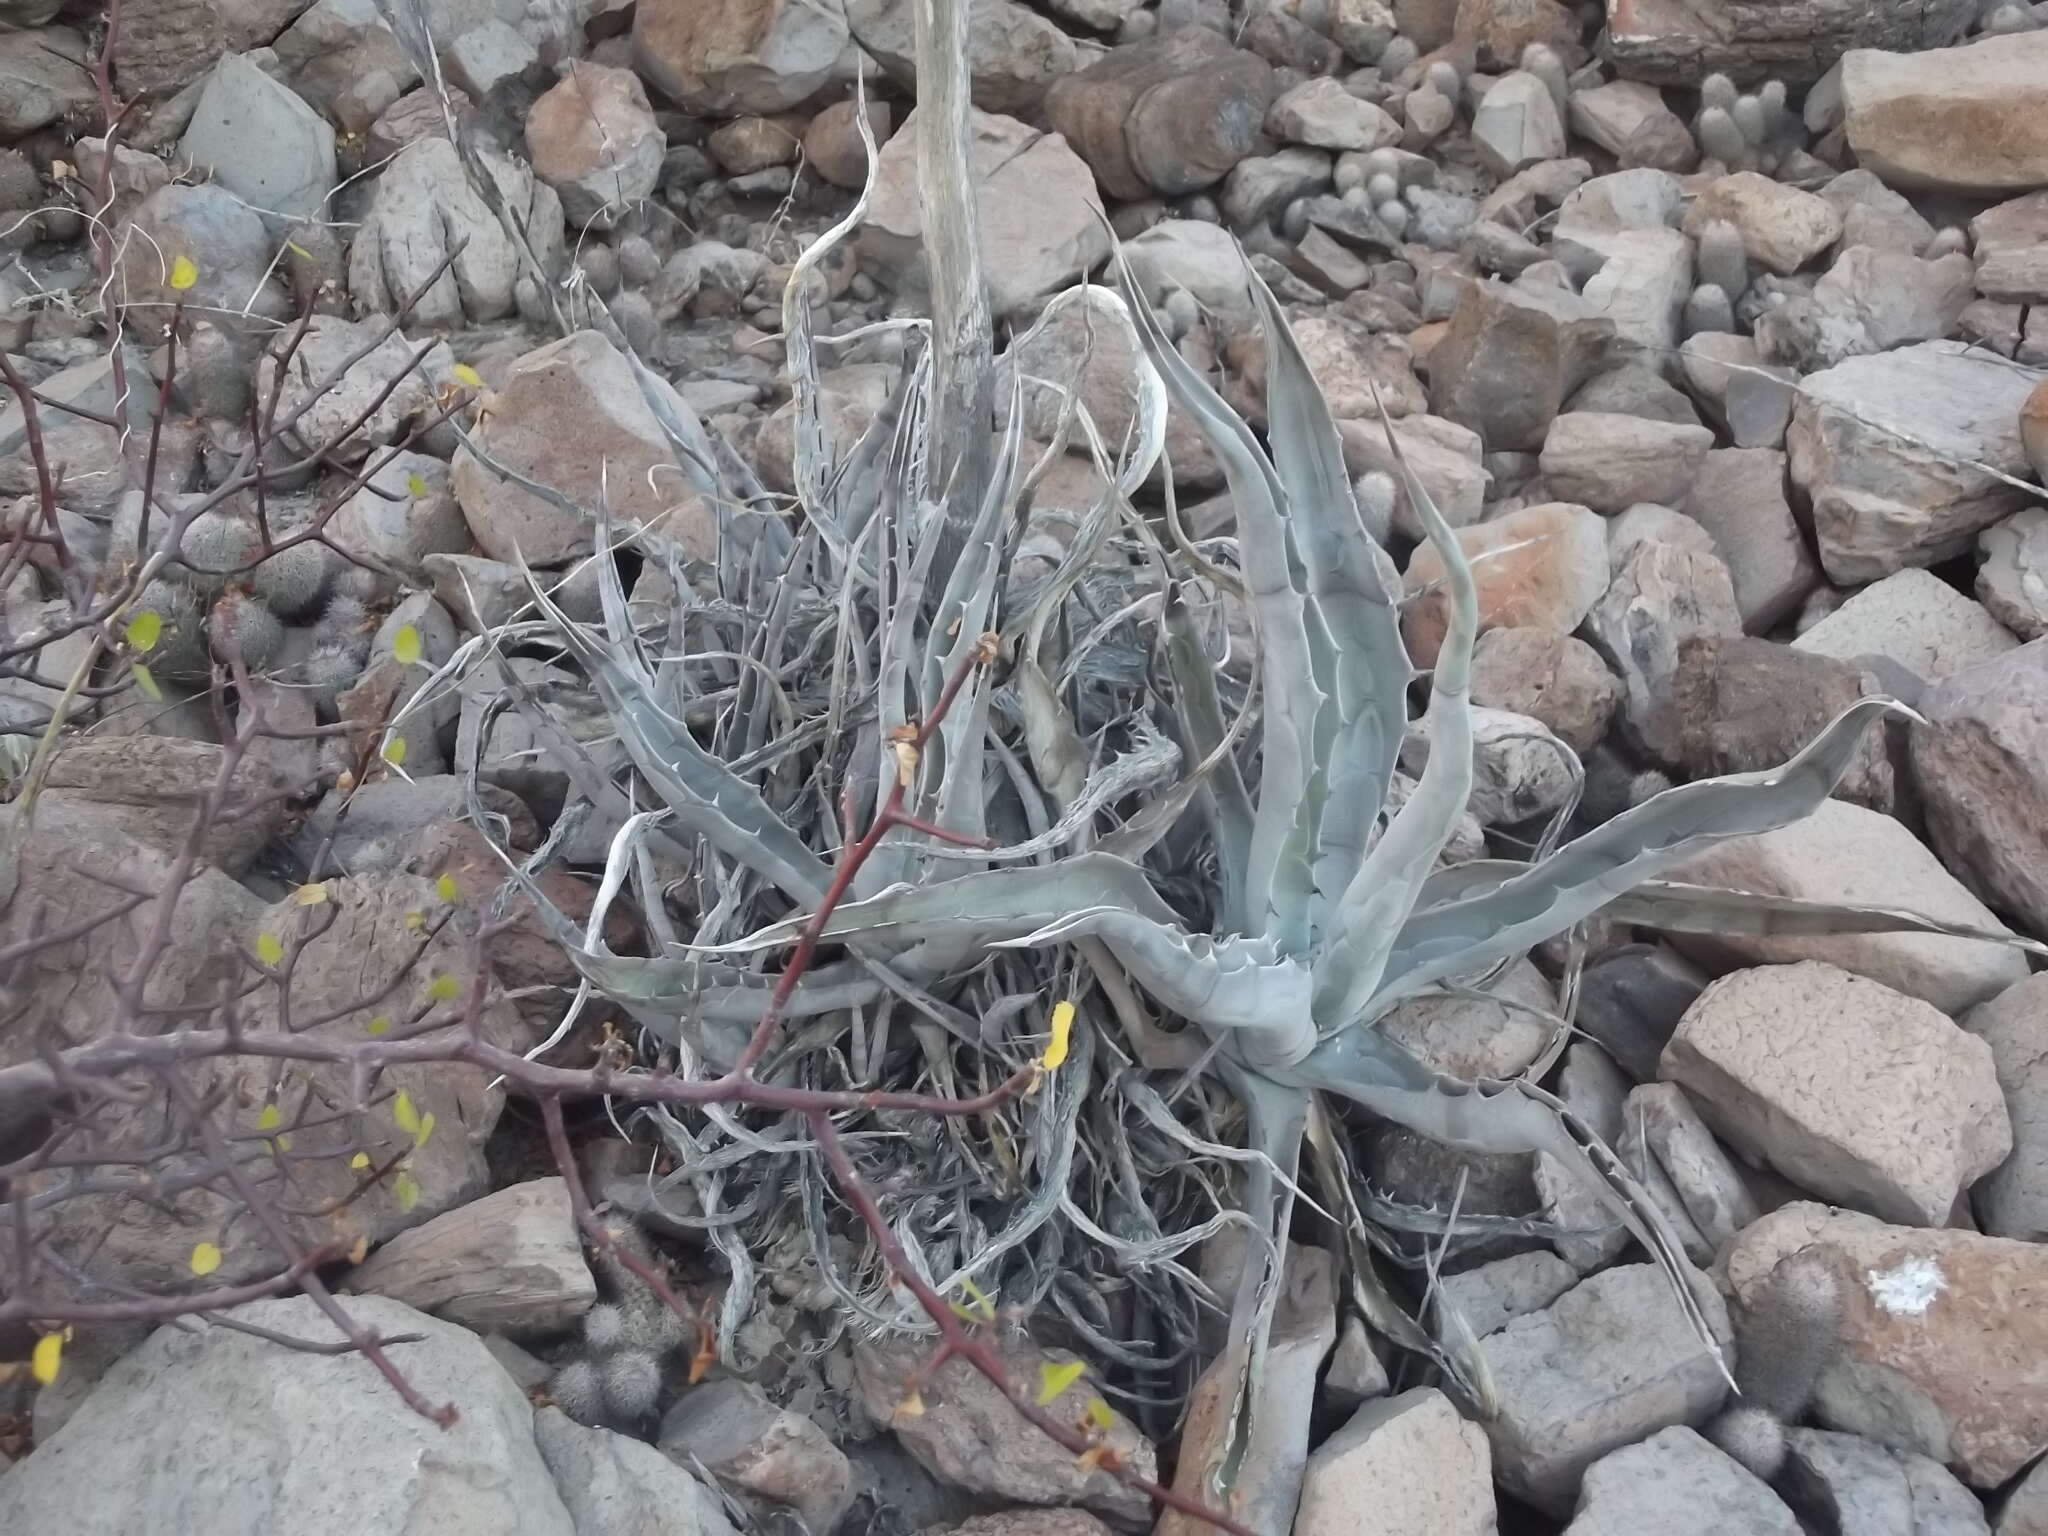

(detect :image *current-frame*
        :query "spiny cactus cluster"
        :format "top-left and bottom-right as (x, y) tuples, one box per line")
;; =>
(1706, 1246), (1847, 1481)
(549, 1224), (691, 1431)
(1693, 73), (1806, 178)
(1684, 216), (1749, 338)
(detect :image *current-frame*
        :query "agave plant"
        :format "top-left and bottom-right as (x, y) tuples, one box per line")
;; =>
(403, 194), (2029, 1526)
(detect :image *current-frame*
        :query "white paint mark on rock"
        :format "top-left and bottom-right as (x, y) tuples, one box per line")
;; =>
(1866, 1255), (1946, 1316)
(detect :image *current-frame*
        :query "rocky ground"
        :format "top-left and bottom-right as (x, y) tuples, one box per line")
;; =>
(2, 0), (2048, 1532)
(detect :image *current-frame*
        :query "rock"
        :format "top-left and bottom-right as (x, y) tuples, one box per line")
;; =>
(266, 0), (418, 134)
(1793, 567), (2018, 681)
(1479, 1263), (1732, 1515)
(1426, 278), (1614, 452)
(1578, 230), (1694, 371)
(844, 0), (1078, 116)
(1469, 627), (1620, 753)
(453, 330), (717, 566)
(1266, 76), (1401, 151)
(1438, 1251), (1580, 1339)
(1324, 1316), (1391, 1407)
(2002, 1456), (2048, 1534)
(1679, 332), (1795, 450)
(632, 0), (848, 115)
(1576, 945), (1709, 1084)
(1042, 28), (1274, 201)
(1224, 147), (1333, 231)
(754, 361), (894, 494)
(1820, 168), (1936, 255)
(1666, 797), (2029, 1014)
(1600, 0), (1975, 85)
(1911, 640), (2048, 936)
(854, 1337), (1154, 1528)
(1779, 1427), (1991, 1536)
(1963, 976), (2048, 1244)
(1978, 509), (2048, 642)
(1538, 413), (1714, 514)
(938, 1516), (1119, 1536)
(1257, 312), (1425, 423)
(1406, 707), (1577, 828)
(1624, 1081), (1761, 1255)
(525, 63), (663, 230)
(1568, 79), (1697, 172)
(535, 1409), (742, 1536)
(658, 1379), (851, 1535)
(1660, 634), (1898, 812)
(327, 450), (468, 586)
(1842, 33), (2048, 196)
(118, 182), (286, 343)
(1535, 1041), (1634, 1268)
(1584, 535), (1743, 761)
(1606, 501), (1720, 569)
(1663, 961), (2009, 1227)
(1682, 173), (1842, 277)
(803, 98), (889, 190)
(1726, 1203), (2048, 1487)
(0, 1296), (574, 1535)
(1293, 1390), (1496, 1536)
(0, 27), (93, 136)
(38, 736), (291, 874)
(344, 1177), (595, 1337)
(1472, 70), (1568, 178)
(1788, 342), (2041, 584)
(1379, 957), (1558, 1081)
(444, 20), (537, 99)
(1335, 414), (1489, 539)
(1757, 246), (1975, 374)
(1119, 218), (1253, 316)
(115, 0), (311, 103)
(349, 137), (534, 328)
(1683, 448), (1818, 633)
(366, 83), (469, 163)
(1565, 1426), (1800, 1535)
(179, 52), (336, 225)
(1291, 224), (1373, 294)
(859, 107), (1107, 322)
(255, 315), (447, 463)
(2028, 379), (2048, 485)
(1401, 501), (1609, 667)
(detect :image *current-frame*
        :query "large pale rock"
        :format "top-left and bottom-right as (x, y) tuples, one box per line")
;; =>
(844, 0), (1077, 116)
(1793, 567), (2019, 681)
(1664, 797), (2031, 1014)
(1426, 277), (1614, 452)
(1757, 245), (1975, 375)
(1266, 77), (1401, 152)
(1978, 508), (2048, 643)
(1788, 342), (2042, 583)
(0, 1296), (572, 1534)
(0, 26), (94, 135)
(1960, 974), (2048, 1242)
(113, 0), (312, 102)
(180, 51), (336, 224)
(1601, 0), (1974, 84)
(118, 182), (286, 342)
(255, 315), (449, 464)
(1479, 1263), (1732, 1515)
(1538, 412), (1714, 513)
(535, 1409), (742, 1536)
(1469, 627), (1620, 753)
(1043, 27), (1274, 201)
(1472, 70), (1568, 179)
(1583, 535), (1743, 762)
(1438, 1251), (1580, 1340)
(1682, 173), (1841, 277)
(1380, 957), (1558, 1082)
(1567, 79), (1697, 173)
(349, 137), (550, 328)
(854, 1337), (1155, 1528)
(345, 1177), (595, 1337)
(1400, 501), (1608, 668)
(659, 1379), (851, 1535)
(1842, 33), (2048, 196)
(1293, 1390), (1496, 1536)
(38, 735), (291, 874)
(1779, 1427), (1990, 1536)
(1663, 961), (2010, 1226)
(524, 63), (663, 230)
(1579, 228), (1693, 372)
(453, 330), (718, 567)
(1911, 640), (2048, 936)
(1725, 1203), (2048, 1487)
(1684, 447), (1817, 633)
(1565, 1427), (1799, 1535)
(859, 107), (1107, 321)
(633, 0), (848, 115)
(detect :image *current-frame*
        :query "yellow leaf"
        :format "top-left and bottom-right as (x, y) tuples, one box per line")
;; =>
(168, 254), (199, 291)
(367, 1015), (390, 1036)
(256, 1103), (282, 1131)
(435, 872), (458, 902)
(255, 932), (284, 967)
(404, 472), (428, 499)
(1040, 1000), (1075, 1071)
(1085, 1396), (1117, 1432)
(956, 1274), (996, 1324)
(131, 662), (162, 702)
(394, 1169), (420, 1211)
(403, 909), (425, 932)
(414, 1111), (435, 1149)
(350, 1151), (371, 1170)
(274, 1133), (292, 1152)
(451, 363), (483, 389)
(189, 1241), (222, 1276)
(392, 623), (422, 667)
(427, 974), (460, 1003)
(381, 734), (407, 767)
(348, 1235), (370, 1263)
(31, 1331), (62, 1385)
(896, 1390), (925, 1418)
(293, 881), (329, 906)
(284, 240), (311, 260)
(127, 610), (162, 652)
(391, 1091), (420, 1137)
(1036, 1358), (1085, 1405)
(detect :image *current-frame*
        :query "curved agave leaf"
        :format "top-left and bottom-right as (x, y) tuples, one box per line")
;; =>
(1607, 880), (2048, 957)
(1162, 583), (1255, 932)
(1369, 696), (1909, 1016)
(1248, 276), (1411, 931)
(1315, 390), (1479, 1036)
(1110, 238), (1325, 953)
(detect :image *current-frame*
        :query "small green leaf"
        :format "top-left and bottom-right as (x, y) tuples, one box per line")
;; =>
(1036, 1358), (1086, 1405)
(131, 662), (162, 702)
(381, 735), (407, 767)
(255, 932), (284, 967)
(350, 1151), (371, 1170)
(451, 363), (483, 389)
(414, 1111), (435, 1149)
(168, 254), (198, 291)
(127, 610), (162, 652)
(367, 1014), (391, 1036)
(405, 472), (429, 499)
(394, 1169), (420, 1212)
(189, 1241), (223, 1276)
(392, 623), (422, 667)
(434, 872), (457, 902)
(391, 1091), (420, 1138)
(284, 240), (311, 260)
(31, 1331), (62, 1386)
(427, 974), (460, 1003)
(1085, 1396), (1117, 1432)
(256, 1103), (282, 1132)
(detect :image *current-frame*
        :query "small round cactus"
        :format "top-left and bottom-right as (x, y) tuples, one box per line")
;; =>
(612, 289), (659, 355)
(577, 242), (621, 297)
(1700, 72), (1738, 112)
(550, 1358), (605, 1422)
(1695, 106), (1747, 168)
(209, 588), (285, 674)
(1424, 59), (1461, 105)
(250, 539), (334, 621)
(597, 1349), (663, 1421)
(1683, 283), (1736, 337)
(176, 511), (260, 586)
(582, 1303), (629, 1353)
(135, 578), (210, 683)
(1695, 218), (1750, 300)
(1361, 147), (1403, 182)
(1334, 155), (1368, 196)
(1366, 171), (1400, 206)
(1379, 34), (1419, 78)
(1737, 1247), (1845, 1421)
(1731, 93), (1767, 151)
(1353, 470), (1397, 543)
(1708, 1405), (1788, 1481)
(1376, 199), (1410, 236)
(1521, 43), (1568, 117)
(1280, 198), (1312, 241)
(1162, 287), (1200, 340)
(615, 234), (661, 288)
(1926, 225), (1968, 258)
